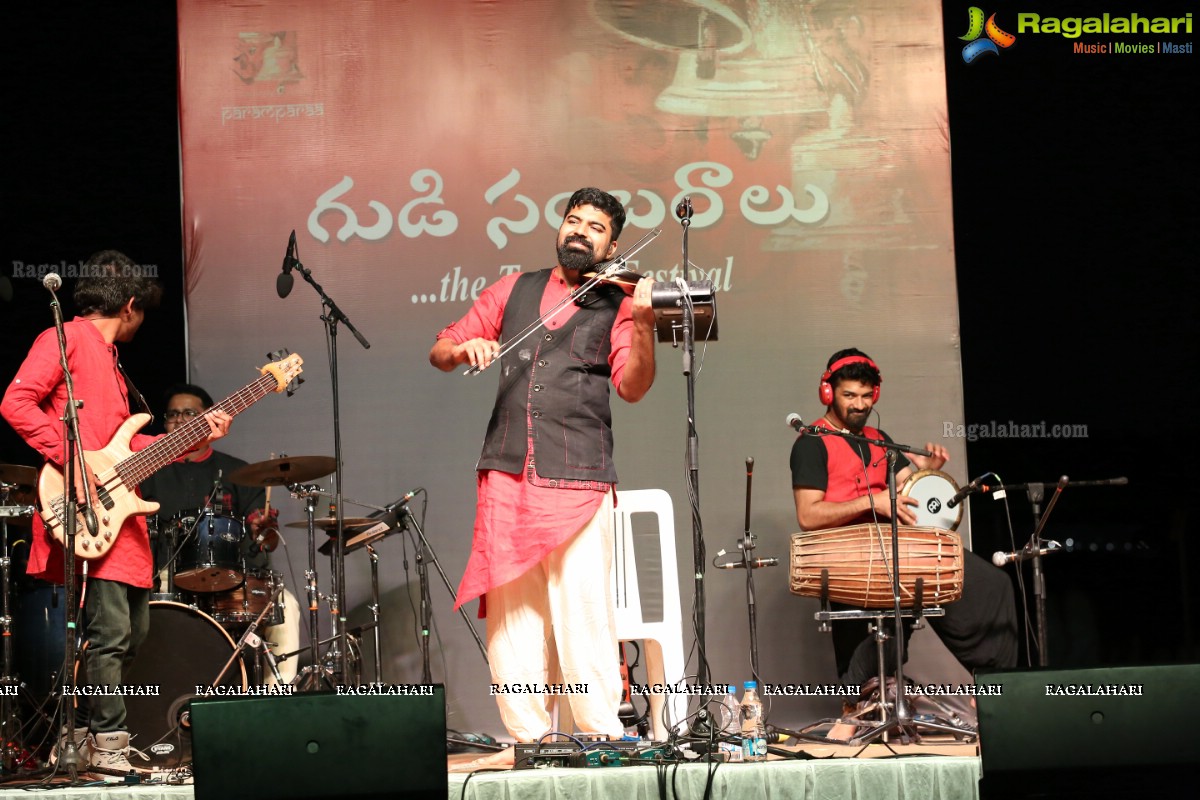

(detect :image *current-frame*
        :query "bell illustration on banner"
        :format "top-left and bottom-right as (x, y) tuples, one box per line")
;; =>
(590, 0), (853, 160)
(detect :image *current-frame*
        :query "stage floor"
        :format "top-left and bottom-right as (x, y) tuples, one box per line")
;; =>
(0, 742), (982, 800)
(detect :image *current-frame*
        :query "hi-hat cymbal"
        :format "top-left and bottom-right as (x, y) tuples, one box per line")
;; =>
(0, 463), (37, 487)
(1, 464), (37, 528)
(227, 456), (336, 487)
(284, 517), (375, 531)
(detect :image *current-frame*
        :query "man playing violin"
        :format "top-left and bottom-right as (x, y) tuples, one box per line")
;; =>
(430, 187), (656, 747)
(790, 349), (1017, 712)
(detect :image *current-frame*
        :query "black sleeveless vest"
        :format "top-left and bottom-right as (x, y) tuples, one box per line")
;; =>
(477, 269), (623, 483)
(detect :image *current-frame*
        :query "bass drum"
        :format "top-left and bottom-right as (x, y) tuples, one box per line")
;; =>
(119, 602), (247, 768)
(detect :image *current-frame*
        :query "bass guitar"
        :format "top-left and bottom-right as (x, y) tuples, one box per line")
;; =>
(38, 351), (303, 559)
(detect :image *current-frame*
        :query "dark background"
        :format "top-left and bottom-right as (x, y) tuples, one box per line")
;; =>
(4, 2), (1196, 669)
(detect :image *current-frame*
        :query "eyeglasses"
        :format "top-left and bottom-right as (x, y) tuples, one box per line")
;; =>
(164, 408), (203, 421)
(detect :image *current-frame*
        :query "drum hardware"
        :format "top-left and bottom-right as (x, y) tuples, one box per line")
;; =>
(211, 594), (284, 688)
(309, 486), (489, 681)
(288, 483), (338, 691)
(2, 468), (38, 772)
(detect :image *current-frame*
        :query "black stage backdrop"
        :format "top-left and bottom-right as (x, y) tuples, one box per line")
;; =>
(3, 1), (1196, 706)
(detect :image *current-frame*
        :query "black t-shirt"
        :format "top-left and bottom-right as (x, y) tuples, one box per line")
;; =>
(140, 450), (270, 573)
(789, 428), (911, 491)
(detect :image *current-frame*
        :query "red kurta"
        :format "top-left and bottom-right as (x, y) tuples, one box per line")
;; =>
(437, 270), (636, 610)
(1, 318), (158, 587)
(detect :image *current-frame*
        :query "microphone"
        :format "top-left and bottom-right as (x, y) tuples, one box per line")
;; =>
(386, 488), (421, 512)
(43, 272), (63, 291)
(675, 196), (693, 221)
(785, 412), (804, 432)
(276, 230), (296, 298)
(715, 557), (779, 569)
(992, 541), (1062, 567)
(946, 475), (987, 509)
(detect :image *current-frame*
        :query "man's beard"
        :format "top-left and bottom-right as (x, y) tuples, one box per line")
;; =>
(557, 236), (596, 273)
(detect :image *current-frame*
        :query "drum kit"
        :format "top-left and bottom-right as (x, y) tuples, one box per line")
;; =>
(0, 453), (408, 770)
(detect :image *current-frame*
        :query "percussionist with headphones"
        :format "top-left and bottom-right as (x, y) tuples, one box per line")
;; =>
(789, 348), (1018, 692)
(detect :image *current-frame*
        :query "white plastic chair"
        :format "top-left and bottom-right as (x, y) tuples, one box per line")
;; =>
(611, 488), (687, 741)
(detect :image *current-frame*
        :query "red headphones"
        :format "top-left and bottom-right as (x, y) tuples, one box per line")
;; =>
(818, 355), (881, 406)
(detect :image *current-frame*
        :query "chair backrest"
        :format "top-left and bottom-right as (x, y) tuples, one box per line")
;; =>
(611, 488), (681, 631)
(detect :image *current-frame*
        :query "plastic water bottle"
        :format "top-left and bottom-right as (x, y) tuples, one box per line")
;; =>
(717, 684), (743, 761)
(739, 680), (767, 762)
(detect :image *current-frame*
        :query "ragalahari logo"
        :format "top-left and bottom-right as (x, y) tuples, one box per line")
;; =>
(960, 8), (1017, 62)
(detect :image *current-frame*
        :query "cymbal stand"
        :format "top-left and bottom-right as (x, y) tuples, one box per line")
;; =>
(290, 484), (335, 690)
(1, 483), (35, 773)
(366, 545), (382, 684)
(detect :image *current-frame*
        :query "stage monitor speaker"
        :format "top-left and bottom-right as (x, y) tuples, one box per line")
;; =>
(191, 686), (447, 800)
(975, 664), (1199, 799)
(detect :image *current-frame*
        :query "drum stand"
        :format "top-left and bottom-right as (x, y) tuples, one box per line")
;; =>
(1, 481), (37, 773)
(211, 598), (283, 687)
(291, 485), (338, 691)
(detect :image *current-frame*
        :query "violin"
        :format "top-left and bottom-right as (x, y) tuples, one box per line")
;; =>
(579, 264), (646, 289)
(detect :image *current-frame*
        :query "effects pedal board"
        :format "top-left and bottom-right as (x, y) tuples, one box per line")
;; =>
(514, 738), (646, 769)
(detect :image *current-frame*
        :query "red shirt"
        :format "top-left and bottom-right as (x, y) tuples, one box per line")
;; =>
(1, 318), (158, 587)
(437, 270), (636, 610)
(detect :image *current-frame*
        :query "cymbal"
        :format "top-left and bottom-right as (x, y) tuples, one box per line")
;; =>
(0, 463), (37, 487)
(227, 456), (336, 487)
(284, 517), (375, 531)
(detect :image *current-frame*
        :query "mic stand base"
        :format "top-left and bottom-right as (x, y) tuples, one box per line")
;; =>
(792, 608), (977, 747)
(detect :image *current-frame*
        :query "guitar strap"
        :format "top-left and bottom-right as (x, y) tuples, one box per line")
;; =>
(116, 360), (154, 424)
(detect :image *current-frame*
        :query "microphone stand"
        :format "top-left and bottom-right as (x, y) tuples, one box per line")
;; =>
(1020, 477), (1067, 668)
(672, 200), (709, 688)
(287, 256), (370, 685)
(713, 458), (777, 688)
(46, 283), (88, 780)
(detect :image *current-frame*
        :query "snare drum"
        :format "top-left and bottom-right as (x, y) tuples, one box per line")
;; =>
(173, 509), (245, 593)
(204, 569), (284, 627)
(789, 523), (964, 608)
(900, 469), (964, 531)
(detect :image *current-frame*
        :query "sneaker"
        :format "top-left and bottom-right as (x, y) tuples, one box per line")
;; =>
(49, 725), (92, 766)
(88, 731), (151, 776)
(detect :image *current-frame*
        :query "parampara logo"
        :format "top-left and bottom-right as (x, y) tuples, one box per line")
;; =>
(959, 8), (1017, 63)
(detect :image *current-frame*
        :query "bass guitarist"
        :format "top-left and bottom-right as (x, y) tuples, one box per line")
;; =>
(1, 251), (231, 775)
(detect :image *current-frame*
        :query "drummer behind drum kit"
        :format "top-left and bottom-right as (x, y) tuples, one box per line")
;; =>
(2, 453), (406, 771)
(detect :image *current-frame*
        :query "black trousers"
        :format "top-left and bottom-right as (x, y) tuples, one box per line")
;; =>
(833, 549), (1019, 688)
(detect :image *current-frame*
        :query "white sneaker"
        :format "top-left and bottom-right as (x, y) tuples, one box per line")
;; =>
(88, 731), (151, 776)
(49, 725), (92, 766)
